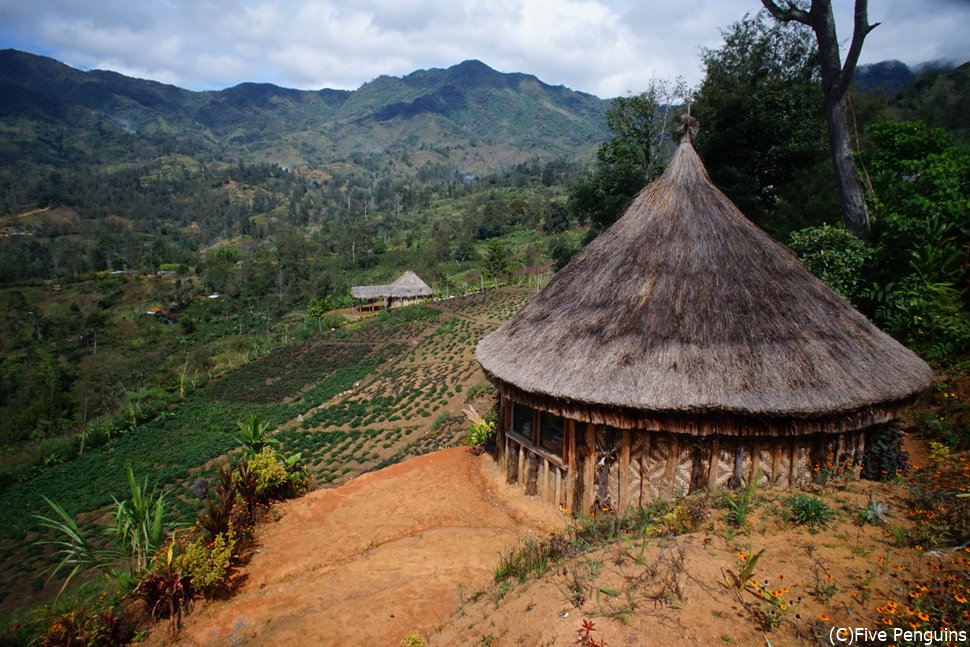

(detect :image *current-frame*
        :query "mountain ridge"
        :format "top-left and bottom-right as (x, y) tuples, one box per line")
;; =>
(0, 49), (611, 174)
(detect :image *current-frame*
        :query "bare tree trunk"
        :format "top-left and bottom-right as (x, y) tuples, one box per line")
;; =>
(762, 0), (877, 240)
(824, 94), (869, 240)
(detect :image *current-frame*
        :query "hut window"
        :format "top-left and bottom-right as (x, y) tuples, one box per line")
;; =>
(538, 411), (564, 457)
(511, 402), (533, 439)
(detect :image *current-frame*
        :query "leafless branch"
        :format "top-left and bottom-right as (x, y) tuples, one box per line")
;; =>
(838, 0), (880, 96)
(760, 0), (810, 25)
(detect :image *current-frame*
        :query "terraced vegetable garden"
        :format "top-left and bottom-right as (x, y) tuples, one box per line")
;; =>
(0, 286), (528, 609)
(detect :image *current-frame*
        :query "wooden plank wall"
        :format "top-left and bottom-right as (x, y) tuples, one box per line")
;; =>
(502, 411), (873, 516)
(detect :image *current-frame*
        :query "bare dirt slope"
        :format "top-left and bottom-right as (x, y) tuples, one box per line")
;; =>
(148, 447), (566, 646)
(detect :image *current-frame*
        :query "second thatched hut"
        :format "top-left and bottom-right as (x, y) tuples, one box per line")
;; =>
(351, 271), (433, 311)
(475, 124), (932, 514)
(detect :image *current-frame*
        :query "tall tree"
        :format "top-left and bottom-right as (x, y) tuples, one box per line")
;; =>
(761, 0), (879, 240)
(569, 81), (687, 232)
(693, 12), (828, 236)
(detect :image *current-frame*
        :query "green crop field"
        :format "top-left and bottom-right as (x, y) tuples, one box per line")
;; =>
(0, 287), (528, 607)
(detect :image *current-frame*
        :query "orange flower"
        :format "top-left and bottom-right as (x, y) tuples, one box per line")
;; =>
(915, 545), (923, 551)
(918, 612), (930, 622)
(819, 613), (830, 622)
(955, 593), (968, 604)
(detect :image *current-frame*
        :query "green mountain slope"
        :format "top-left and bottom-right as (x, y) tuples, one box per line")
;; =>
(0, 50), (609, 174)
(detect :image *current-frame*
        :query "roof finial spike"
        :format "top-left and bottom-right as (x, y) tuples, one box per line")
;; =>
(678, 108), (699, 144)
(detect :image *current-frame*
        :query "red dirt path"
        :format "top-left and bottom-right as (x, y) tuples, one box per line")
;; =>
(147, 447), (565, 646)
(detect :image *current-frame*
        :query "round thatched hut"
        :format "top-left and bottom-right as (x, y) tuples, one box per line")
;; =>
(475, 124), (933, 514)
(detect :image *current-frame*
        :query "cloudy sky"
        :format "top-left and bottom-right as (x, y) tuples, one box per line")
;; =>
(0, 0), (967, 98)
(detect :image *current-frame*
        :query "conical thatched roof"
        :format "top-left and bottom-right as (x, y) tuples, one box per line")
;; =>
(351, 271), (433, 299)
(476, 136), (932, 436)
(389, 271), (433, 297)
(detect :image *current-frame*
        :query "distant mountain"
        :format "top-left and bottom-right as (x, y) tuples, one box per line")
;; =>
(888, 61), (970, 143)
(853, 59), (955, 95)
(0, 49), (610, 174)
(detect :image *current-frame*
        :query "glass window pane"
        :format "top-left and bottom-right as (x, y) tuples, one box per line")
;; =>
(512, 402), (533, 439)
(538, 411), (564, 457)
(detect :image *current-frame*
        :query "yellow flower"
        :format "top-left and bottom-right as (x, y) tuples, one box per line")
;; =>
(819, 613), (830, 621)
(918, 612), (930, 622)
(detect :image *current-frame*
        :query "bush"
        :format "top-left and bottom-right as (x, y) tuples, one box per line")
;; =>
(784, 494), (834, 528)
(466, 419), (495, 447)
(788, 224), (871, 301)
(175, 529), (235, 595)
(863, 425), (909, 481)
(867, 276), (970, 361)
(247, 447), (290, 498)
(464, 381), (496, 402)
(906, 454), (970, 548)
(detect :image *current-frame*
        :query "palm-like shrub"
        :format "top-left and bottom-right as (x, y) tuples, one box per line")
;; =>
(234, 414), (279, 457)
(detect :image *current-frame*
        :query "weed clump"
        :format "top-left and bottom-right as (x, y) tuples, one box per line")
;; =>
(785, 494), (835, 529)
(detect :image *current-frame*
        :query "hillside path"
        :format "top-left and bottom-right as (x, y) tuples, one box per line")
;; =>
(148, 447), (565, 646)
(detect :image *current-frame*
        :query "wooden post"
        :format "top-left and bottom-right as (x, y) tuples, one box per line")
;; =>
(707, 438), (720, 490)
(618, 429), (631, 511)
(507, 440), (519, 485)
(788, 441), (797, 486)
(770, 442), (782, 485)
(525, 452), (539, 496)
(750, 440), (761, 485)
(496, 396), (508, 467)
(541, 458), (550, 501)
(582, 424), (596, 515)
(566, 420), (578, 513)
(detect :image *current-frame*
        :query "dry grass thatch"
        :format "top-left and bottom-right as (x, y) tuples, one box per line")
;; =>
(351, 270), (433, 299)
(476, 139), (932, 435)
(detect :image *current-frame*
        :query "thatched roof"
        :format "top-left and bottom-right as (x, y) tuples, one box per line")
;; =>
(351, 271), (433, 300)
(389, 271), (434, 297)
(476, 135), (933, 436)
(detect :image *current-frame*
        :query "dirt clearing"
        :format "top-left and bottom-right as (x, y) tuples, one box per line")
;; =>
(148, 447), (565, 646)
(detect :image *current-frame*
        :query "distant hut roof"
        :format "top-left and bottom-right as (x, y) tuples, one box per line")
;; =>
(388, 271), (433, 297)
(352, 271), (433, 300)
(476, 130), (932, 436)
(351, 285), (389, 299)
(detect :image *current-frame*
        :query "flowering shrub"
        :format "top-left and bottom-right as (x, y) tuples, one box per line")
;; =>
(872, 549), (969, 642)
(42, 605), (135, 647)
(174, 528), (236, 596)
(907, 454), (970, 548)
(248, 447), (291, 498)
(466, 419), (495, 448)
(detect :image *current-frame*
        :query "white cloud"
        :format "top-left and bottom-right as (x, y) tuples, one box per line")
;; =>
(0, 0), (966, 97)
